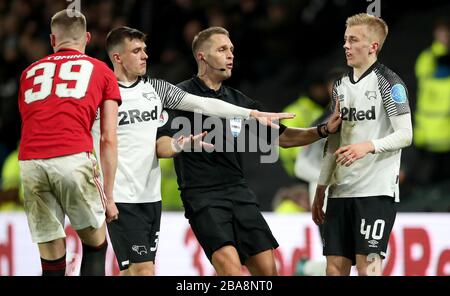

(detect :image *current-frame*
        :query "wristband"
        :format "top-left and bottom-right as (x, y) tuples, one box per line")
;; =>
(317, 123), (328, 138)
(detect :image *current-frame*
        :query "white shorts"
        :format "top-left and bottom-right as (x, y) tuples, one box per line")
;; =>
(19, 152), (106, 243)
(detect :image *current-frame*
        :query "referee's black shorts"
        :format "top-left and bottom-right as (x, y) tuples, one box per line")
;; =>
(107, 201), (161, 271)
(322, 196), (396, 265)
(184, 187), (279, 265)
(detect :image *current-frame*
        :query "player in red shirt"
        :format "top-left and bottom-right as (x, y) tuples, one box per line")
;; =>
(18, 10), (121, 276)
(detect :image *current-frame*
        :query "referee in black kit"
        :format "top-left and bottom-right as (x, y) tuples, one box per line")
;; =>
(157, 27), (341, 276)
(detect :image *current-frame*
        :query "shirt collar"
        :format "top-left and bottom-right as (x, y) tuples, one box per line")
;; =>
(56, 48), (83, 54)
(193, 76), (225, 97)
(118, 76), (141, 89)
(349, 61), (379, 84)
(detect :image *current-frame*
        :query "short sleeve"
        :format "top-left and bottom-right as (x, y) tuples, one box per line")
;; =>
(102, 65), (122, 105)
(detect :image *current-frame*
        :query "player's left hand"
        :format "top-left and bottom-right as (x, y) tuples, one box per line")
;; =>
(335, 141), (375, 166)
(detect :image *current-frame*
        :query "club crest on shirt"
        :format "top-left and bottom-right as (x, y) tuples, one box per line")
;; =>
(229, 117), (242, 137)
(365, 90), (377, 100)
(142, 92), (157, 101)
(391, 84), (407, 104)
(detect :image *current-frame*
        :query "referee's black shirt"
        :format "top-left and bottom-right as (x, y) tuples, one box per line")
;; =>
(157, 76), (286, 201)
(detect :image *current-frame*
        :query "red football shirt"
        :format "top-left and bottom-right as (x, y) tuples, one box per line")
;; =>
(18, 49), (121, 160)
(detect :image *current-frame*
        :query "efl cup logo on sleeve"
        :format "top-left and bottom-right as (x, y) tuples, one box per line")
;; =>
(158, 110), (169, 127)
(391, 84), (407, 104)
(229, 118), (242, 137)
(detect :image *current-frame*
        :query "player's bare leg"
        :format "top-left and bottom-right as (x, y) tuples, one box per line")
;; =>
(38, 238), (66, 276)
(125, 261), (155, 276)
(38, 238), (66, 260)
(211, 245), (242, 276)
(245, 249), (278, 276)
(77, 222), (108, 276)
(119, 269), (132, 276)
(356, 254), (382, 276)
(326, 255), (352, 276)
(77, 223), (107, 246)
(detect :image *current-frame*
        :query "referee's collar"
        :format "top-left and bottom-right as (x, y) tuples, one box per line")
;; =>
(193, 76), (225, 97)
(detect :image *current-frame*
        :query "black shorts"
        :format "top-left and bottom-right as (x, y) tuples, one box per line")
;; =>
(108, 202), (161, 271)
(323, 196), (396, 265)
(188, 197), (279, 265)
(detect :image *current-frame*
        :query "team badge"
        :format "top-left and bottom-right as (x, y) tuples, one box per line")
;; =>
(142, 92), (157, 100)
(391, 84), (407, 104)
(131, 245), (148, 255)
(365, 90), (377, 100)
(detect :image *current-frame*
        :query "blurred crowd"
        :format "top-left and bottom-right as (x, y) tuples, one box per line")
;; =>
(0, 0), (449, 212)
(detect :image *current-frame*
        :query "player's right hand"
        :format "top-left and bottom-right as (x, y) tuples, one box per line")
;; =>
(106, 200), (119, 223)
(312, 186), (326, 225)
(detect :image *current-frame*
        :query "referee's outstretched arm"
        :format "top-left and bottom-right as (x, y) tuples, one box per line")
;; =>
(279, 100), (341, 148)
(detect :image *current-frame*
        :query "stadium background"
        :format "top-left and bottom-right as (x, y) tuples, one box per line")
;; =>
(0, 0), (449, 275)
